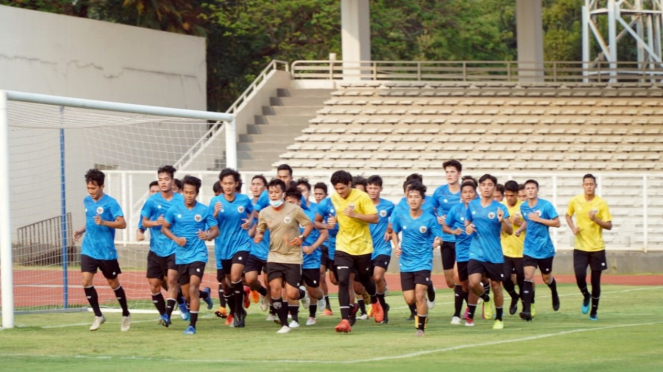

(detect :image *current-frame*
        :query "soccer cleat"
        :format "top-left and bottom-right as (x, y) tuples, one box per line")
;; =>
(266, 313), (276, 322)
(334, 319), (352, 333)
(215, 306), (228, 318)
(427, 299), (436, 310)
(450, 316), (462, 325)
(317, 297), (326, 315)
(289, 320), (300, 328)
(299, 286), (310, 309)
(552, 292), (560, 312)
(233, 309), (246, 328)
(531, 303), (536, 318)
(243, 286), (251, 309)
(259, 295), (269, 312)
(182, 325), (196, 335)
(371, 301), (384, 323)
(415, 329), (425, 337)
(89, 315), (106, 331)
(406, 313), (415, 321)
(465, 318), (475, 327)
(225, 314), (234, 326)
(121, 315), (131, 332)
(203, 287), (214, 310)
(178, 302), (190, 321)
(482, 296), (493, 320)
(323, 309), (333, 316)
(509, 295), (519, 315)
(492, 319), (504, 330)
(589, 314), (598, 321)
(367, 303), (373, 317)
(306, 317), (317, 326)
(462, 307), (470, 320)
(159, 314), (171, 328)
(519, 312), (532, 321)
(582, 297), (590, 315)
(358, 313), (368, 320)
(380, 303), (390, 324)
(251, 289), (260, 304)
(277, 325), (291, 334)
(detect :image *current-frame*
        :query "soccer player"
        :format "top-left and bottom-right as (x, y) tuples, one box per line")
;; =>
(73, 169), (130, 332)
(328, 170), (383, 333)
(244, 175), (271, 317)
(515, 179), (561, 321)
(565, 174), (612, 320)
(432, 160), (463, 290)
(255, 179), (313, 334)
(162, 175), (219, 335)
(464, 174), (512, 329)
(518, 184), (526, 202)
(174, 179), (183, 193)
(501, 180), (526, 315)
(213, 180), (222, 196)
(210, 168), (254, 328)
(391, 181), (443, 336)
(136, 181), (160, 242)
(494, 183), (505, 202)
(314, 182), (336, 315)
(366, 175), (395, 324)
(442, 179), (476, 325)
(353, 175), (368, 192)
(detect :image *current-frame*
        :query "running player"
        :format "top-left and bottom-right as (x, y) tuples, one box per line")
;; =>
(515, 179), (561, 321)
(518, 184), (526, 202)
(391, 181), (443, 336)
(162, 175), (219, 335)
(494, 183), (505, 202)
(136, 181), (159, 242)
(501, 180), (525, 315)
(314, 182), (334, 315)
(565, 174), (612, 320)
(73, 169), (131, 332)
(174, 179), (183, 193)
(245, 174), (270, 317)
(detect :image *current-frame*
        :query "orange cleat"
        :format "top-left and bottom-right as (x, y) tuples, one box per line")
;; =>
(250, 290), (260, 304)
(225, 314), (234, 326)
(372, 301), (384, 323)
(243, 286), (251, 309)
(215, 306), (228, 319)
(334, 319), (352, 333)
(323, 309), (333, 316)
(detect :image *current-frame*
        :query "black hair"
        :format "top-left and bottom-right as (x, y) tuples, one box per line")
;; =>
(518, 183), (525, 191)
(367, 175), (383, 187)
(85, 169), (105, 186)
(236, 179), (243, 193)
(406, 181), (427, 198)
(405, 173), (423, 183)
(478, 174), (497, 185)
(267, 178), (287, 193)
(331, 170), (353, 186)
(352, 175), (367, 189)
(461, 175), (477, 188)
(174, 179), (183, 190)
(443, 159), (462, 172)
(496, 183), (505, 194)
(313, 182), (328, 194)
(524, 179), (539, 189)
(583, 174), (597, 183)
(252, 174), (268, 187)
(149, 180), (159, 188)
(157, 165), (176, 179)
(182, 175), (201, 194)
(213, 180), (221, 194)
(504, 180), (519, 193)
(296, 177), (312, 192)
(461, 181), (477, 191)
(219, 168), (241, 183)
(276, 164), (293, 177)
(285, 186), (302, 201)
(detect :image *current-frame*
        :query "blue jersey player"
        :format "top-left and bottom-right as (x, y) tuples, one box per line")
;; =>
(244, 174), (271, 317)
(73, 169), (130, 332)
(313, 182), (335, 315)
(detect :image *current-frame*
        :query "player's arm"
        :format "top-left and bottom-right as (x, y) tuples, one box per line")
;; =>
(588, 208), (612, 230)
(199, 225), (219, 241)
(254, 211), (267, 243)
(96, 216), (127, 229)
(565, 214), (580, 235)
(528, 213), (560, 228)
(142, 215), (166, 229)
(343, 208), (378, 223)
(305, 229), (328, 255)
(73, 225), (86, 242)
(314, 213), (330, 230)
(514, 220), (527, 237)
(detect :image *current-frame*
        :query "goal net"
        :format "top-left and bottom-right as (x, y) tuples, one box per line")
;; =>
(0, 91), (234, 327)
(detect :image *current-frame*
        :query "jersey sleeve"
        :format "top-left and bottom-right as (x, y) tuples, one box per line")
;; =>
(500, 203), (511, 220)
(296, 206), (312, 227)
(544, 201), (558, 220)
(465, 203), (474, 223)
(165, 206), (176, 226)
(109, 199), (124, 219)
(566, 196), (576, 217)
(430, 216), (444, 238)
(598, 199), (612, 222)
(358, 194), (378, 216)
(391, 214), (403, 234)
(256, 210), (267, 233)
(255, 191), (269, 212)
(205, 209), (218, 229)
(446, 205), (458, 226)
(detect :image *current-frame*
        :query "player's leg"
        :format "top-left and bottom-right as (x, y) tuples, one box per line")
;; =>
(245, 255), (269, 311)
(401, 272), (416, 327)
(267, 264), (289, 332)
(414, 281), (429, 336)
(589, 250), (607, 320)
(353, 280), (367, 319)
(229, 252), (249, 326)
(101, 259), (130, 331)
(186, 263), (204, 333)
(573, 249), (591, 314)
(502, 257), (519, 315)
(488, 263), (505, 329)
(303, 269), (322, 325)
(146, 252), (166, 316)
(81, 255), (105, 331)
(334, 252), (354, 332)
(373, 256), (390, 324)
(521, 257), (537, 321)
(161, 254), (181, 326)
(539, 257), (559, 311)
(353, 253), (383, 323)
(466, 260), (489, 326)
(441, 242), (456, 288)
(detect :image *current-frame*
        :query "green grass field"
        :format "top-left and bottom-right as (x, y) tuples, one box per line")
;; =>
(1, 284), (662, 372)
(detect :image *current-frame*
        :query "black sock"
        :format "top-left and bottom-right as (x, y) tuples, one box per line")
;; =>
(453, 285), (463, 317)
(463, 290), (469, 305)
(298, 288), (306, 300)
(480, 289), (490, 302)
(376, 292), (387, 309)
(309, 304), (317, 318)
(257, 286), (268, 296)
(289, 305), (300, 323)
(496, 306), (503, 321)
(231, 281), (244, 316)
(468, 303), (477, 319)
(324, 295), (331, 310)
(532, 289), (536, 304)
(408, 303), (417, 316)
(114, 286), (130, 317)
(218, 287), (226, 307)
(547, 277), (558, 295)
(199, 289), (209, 300)
(427, 284), (436, 302)
(269, 303), (275, 315)
(357, 299), (367, 315)
(591, 297), (600, 316)
(224, 294), (234, 315)
(523, 280), (533, 313)
(483, 281), (491, 296)
(417, 314), (427, 330)
(190, 311), (198, 328)
(503, 279), (518, 299)
(273, 298), (288, 325)
(177, 289), (185, 305)
(152, 292), (166, 315)
(580, 286), (590, 303)
(84, 286), (102, 317)
(166, 298), (176, 317)
(340, 306), (350, 320)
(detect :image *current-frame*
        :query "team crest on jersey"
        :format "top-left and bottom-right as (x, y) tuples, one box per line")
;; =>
(488, 212), (495, 219)
(96, 207), (104, 214)
(237, 206), (245, 213)
(284, 216), (292, 224)
(379, 210), (387, 217)
(419, 226), (428, 233)
(535, 210), (542, 216)
(461, 217), (465, 221)
(157, 205), (162, 209)
(177, 214), (182, 219)
(194, 214), (202, 222)
(443, 199), (448, 203)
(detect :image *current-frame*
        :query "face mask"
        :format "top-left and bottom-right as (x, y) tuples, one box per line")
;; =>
(270, 198), (284, 208)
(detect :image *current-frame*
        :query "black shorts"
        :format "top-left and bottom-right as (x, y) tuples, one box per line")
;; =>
(216, 269), (226, 283)
(81, 254), (122, 279)
(178, 261), (206, 285)
(244, 254), (267, 275)
(146, 251), (176, 279)
(503, 256), (524, 278)
(574, 249), (607, 272)
(334, 251), (374, 283)
(328, 260), (338, 279)
(267, 262), (302, 288)
(523, 255), (554, 274)
(220, 250), (250, 273)
(302, 268), (320, 288)
(320, 245), (330, 268)
(441, 241), (456, 270)
(372, 254), (391, 270)
(400, 270), (432, 291)
(468, 259), (505, 282)
(457, 260), (469, 282)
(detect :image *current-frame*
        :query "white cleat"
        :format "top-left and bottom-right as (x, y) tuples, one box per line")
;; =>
(450, 316), (462, 325)
(289, 320), (300, 328)
(306, 317), (317, 326)
(427, 300), (435, 310)
(317, 297), (326, 313)
(266, 313), (276, 321)
(90, 315), (106, 331)
(121, 315), (131, 332)
(357, 314), (368, 320)
(260, 295), (269, 312)
(277, 325), (291, 334)
(299, 286), (310, 309)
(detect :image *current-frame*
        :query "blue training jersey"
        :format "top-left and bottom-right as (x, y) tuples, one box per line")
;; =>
(432, 185), (462, 243)
(82, 194), (124, 260)
(249, 198), (270, 261)
(520, 198), (558, 259)
(302, 207), (322, 269)
(316, 197), (339, 259)
(392, 211), (442, 272)
(165, 201), (217, 265)
(466, 199), (509, 264)
(445, 202), (472, 262)
(140, 192), (184, 257)
(209, 193), (254, 265)
(371, 198), (395, 259)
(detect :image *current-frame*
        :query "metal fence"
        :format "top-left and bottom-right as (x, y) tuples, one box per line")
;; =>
(15, 213), (76, 266)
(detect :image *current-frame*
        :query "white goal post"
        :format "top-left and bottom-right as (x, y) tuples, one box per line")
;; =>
(0, 90), (235, 329)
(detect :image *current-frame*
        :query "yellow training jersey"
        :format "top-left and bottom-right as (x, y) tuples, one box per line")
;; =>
(331, 189), (378, 256)
(566, 194), (612, 252)
(501, 200), (525, 258)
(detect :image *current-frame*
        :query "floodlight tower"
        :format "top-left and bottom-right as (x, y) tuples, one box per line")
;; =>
(582, 0), (663, 82)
